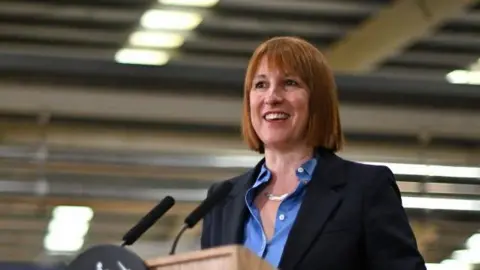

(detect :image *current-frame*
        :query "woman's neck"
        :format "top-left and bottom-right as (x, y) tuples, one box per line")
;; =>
(264, 144), (314, 186)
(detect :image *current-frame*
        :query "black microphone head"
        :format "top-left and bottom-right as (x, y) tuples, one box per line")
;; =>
(184, 181), (233, 228)
(122, 196), (175, 246)
(66, 244), (148, 270)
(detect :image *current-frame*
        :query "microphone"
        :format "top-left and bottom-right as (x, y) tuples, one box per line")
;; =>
(121, 195), (175, 247)
(66, 196), (175, 270)
(169, 181), (233, 255)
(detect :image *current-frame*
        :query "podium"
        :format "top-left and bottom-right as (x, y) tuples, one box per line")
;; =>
(145, 245), (276, 270)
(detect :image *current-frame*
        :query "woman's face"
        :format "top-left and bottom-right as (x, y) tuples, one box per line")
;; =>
(249, 57), (310, 150)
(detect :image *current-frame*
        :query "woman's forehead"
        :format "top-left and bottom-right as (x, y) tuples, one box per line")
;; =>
(254, 55), (299, 76)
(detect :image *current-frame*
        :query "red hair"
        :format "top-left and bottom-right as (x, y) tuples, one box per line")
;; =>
(241, 36), (344, 153)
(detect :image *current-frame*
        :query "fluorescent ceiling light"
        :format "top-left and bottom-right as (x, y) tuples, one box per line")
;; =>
(210, 155), (479, 179)
(115, 49), (170, 66)
(160, 0), (219, 7)
(44, 233), (85, 252)
(425, 264), (442, 270)
(129, 31), (184, 48)
(466, 233), (480, 250)
(446, 70), (480, 85)
(364, 162), (480, 179)
(44, 205), (93, 252)
(52, 205), (94, 221)
(48, 219), (90, 237)
(402, 196), (480, 211)
(432, 232), (480, 270)
(438, 260), (472, 270)
(141, 10), (202, 30)
(452, 249), (480, 264)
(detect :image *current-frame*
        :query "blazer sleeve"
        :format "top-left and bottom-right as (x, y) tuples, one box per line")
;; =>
(363, 167), (427, 270)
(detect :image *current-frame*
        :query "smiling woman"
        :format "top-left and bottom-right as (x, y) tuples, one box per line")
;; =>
(200, 36), (427, 270)
(242, 36), (343, 154)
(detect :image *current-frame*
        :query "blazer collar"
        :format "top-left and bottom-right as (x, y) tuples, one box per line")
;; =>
(279, 148), (347, 269)
(220, 148), (347, 268)
(221, 156), (265, 245)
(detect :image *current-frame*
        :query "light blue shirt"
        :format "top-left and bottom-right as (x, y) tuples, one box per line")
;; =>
(243, 158), (317, 268)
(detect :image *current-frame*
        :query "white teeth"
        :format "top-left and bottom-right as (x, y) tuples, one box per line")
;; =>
(264, 112), (290, 120)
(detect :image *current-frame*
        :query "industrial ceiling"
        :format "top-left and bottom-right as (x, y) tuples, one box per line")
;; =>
(0, 0), (478, 269)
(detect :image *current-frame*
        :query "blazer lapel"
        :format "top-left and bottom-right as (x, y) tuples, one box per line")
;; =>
(279, 150), (347, 270)
(221, 158), (265, 245)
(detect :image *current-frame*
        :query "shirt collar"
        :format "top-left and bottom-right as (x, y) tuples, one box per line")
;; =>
(297, 158), (317, 182)
(251, 157), (318, 188)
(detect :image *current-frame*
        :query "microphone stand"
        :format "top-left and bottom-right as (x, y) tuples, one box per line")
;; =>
(169, 224), (189, 255)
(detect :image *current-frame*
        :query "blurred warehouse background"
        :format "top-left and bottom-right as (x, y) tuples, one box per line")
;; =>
(0, 0), (479, 269)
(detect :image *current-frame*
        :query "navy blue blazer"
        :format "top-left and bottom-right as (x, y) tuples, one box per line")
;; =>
(201, 148), (426, 270)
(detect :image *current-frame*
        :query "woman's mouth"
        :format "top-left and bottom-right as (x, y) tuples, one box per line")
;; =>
(263, 112), (290, 121)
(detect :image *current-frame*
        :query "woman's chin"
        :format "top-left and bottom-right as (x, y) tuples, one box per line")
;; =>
(262, 138), (292, 149)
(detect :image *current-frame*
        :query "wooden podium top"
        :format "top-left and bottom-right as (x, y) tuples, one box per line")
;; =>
(146, 245), (275, 270)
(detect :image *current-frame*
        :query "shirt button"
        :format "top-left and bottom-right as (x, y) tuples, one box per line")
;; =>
(279, 214), (285, 221)
(297, 167), (304, 173)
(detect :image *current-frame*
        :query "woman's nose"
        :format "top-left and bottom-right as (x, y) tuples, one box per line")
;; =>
(264, 86), (283, 105)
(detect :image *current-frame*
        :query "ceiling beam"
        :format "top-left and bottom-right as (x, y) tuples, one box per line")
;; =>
(0, 196), (198, 215)
(0, 162), (241, 182)
(0, 81), (478, 141)
(1, 53), (479, 107)
(0, 1), (141, 22)
(324, 0), (480, 73)
(0, 123), (478, 166)
(217, 0), (380, 15)
(0, 23), (125, 44)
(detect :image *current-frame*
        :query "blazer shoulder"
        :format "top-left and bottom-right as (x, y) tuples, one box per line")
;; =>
(201, 169), (253, 249)
(340, 158), (396, 189)
(345, 159), (393, 174)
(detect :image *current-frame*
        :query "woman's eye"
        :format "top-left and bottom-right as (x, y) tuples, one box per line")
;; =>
(254, 81), (266, 89)
(285, 79), (298, 86)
